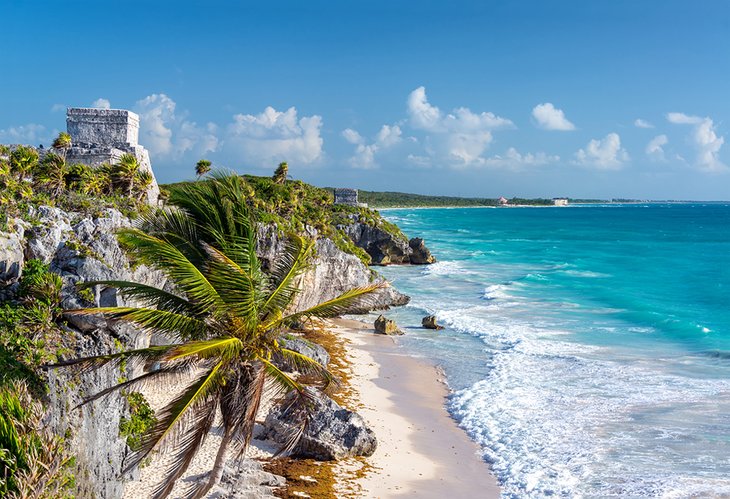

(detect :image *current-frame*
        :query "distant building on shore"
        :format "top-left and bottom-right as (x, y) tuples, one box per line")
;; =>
(498, 196), (509, 206)
(553, 197), (569, 206)
(334, 188), (368, 208)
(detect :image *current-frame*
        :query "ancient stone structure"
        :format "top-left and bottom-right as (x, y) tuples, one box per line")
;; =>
(334, 188), (367, 208)
(66, 108), (160, 204)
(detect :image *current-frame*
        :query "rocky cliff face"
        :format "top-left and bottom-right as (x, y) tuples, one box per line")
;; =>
(257, 225), (409, 312)
(22, 206), (167, 498)
(0, 207), (410, 498)
(339, 222), (436, 266)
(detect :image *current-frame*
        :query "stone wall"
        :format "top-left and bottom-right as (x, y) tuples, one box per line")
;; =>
(67, 108), (139, 149)
(334, 188), (359, 206)
(65, 108), (160, 205)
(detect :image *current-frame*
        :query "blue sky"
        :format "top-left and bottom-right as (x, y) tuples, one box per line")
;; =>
(2, 0), (729, 199)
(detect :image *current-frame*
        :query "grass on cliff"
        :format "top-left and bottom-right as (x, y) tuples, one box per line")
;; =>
(0, 145), (153, 231)
(163, 173), (409, 266)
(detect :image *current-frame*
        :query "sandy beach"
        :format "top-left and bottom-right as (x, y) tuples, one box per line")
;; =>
(331, 318), (500, 498)
(122, 317), (500, 498)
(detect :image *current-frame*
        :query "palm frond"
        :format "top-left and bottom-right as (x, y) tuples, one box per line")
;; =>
(266, 283), (385, 330)
(165, 337), (243, 362)
(64, 307), (208, 341)
(74, 360), (197, 409)
(115, 229), (223, 312)
(202, 244), (260, 324)
(131, 209), (206, 266)
(260, 358), (317, 455)
(151, 394), (218, 499)
(276, 348), (338, 391)
(219, 363), (266, 459)
(46, 345), (176, 376)
(260, 235), (314, 321)
(76, 280), (201, 316)
(122, 360), (226, 474)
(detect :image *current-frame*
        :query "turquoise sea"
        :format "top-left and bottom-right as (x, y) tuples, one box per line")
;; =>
(376, 204), (730, 497)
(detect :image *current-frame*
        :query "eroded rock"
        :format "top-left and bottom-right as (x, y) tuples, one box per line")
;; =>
(409, 237), (436, 265)
(259, 389), (377, 460)
(374, 314), (403, 335)
(422, 315), (444, 330)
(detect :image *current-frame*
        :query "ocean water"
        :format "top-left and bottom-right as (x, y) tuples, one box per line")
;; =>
(375, 204), (730, 498)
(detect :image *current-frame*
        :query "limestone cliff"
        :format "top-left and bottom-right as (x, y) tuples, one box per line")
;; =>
(339, 220), (436, 266)
(0, 207), (409, 498)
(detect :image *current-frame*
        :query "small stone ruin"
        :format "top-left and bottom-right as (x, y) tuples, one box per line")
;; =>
(66, 108), (160, 204)
(334, 188), (367, 208)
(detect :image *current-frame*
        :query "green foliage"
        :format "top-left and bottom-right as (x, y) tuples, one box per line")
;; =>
(0, 144), (152, 227)
(195, 159), (212, 179)
(357, 190), (500, 208)
(162, 173), (407, 266)
(19, 259), (63, 307)
(0, 261), (66, 392)
(0, 381), (75, 498)
(119, 392), (156, 452)
(272, 161), (288, 184)
(54, 173), (382, 498)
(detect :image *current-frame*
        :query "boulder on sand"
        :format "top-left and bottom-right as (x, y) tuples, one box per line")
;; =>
(259, 389), (377, 460)
(374, 314), (403, 336)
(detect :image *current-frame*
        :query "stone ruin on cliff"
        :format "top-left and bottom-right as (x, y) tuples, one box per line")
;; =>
(334, 187), (367, 208)
(66, 107), (160, 204)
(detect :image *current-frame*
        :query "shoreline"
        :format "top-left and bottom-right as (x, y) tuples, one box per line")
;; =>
(330, 318), (500, 498)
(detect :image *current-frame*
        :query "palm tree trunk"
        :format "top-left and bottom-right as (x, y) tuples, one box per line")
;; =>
(191, 429), (232, 499)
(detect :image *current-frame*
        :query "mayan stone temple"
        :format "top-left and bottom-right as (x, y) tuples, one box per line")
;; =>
(66, 108), (160, 204)
(334, 188), (367, 208)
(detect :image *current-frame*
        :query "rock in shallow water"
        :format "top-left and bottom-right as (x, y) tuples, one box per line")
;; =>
(422, 315), (444, 330)
(259, 389), (377, 460)
(409, 237), (436, 264)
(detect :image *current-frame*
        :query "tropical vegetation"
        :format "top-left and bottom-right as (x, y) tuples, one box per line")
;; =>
(51, 173), (381, 499)
(0, 144), (153, 230)
(163, 172), (408, 266)
(194, 159), (211, 180)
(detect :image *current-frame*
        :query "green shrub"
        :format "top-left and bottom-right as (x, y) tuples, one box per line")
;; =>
(119, 392), (156, 452)
(0, 381), (75, 498)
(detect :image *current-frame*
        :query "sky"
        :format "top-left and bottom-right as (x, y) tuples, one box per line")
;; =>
(1, 0), (729, 200)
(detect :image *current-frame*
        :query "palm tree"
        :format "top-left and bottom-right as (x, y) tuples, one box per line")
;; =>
(113, 153), (140, 196)
(195, 159), (212, 180)
(51, 132), (72, 161)
(36, 153), (68, 197)
(135, 170), (154, 201)
(51, 173), (381, 499)
(273, 162), (288, 184)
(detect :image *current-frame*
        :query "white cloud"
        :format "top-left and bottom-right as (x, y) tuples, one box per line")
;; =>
(666, 112), (726, 172)
(135, 93), (219, 160)
(0, 123), (50, 145)
(342, 128), (364, 145)
(666, 112), (703, 125)
(92, 98), (111, 110)
(532, 103), (576, 131)
(483, 148), (560, 169)
(343, 124), (403, 169)
(51, 104), (66, 113)
(645, 134), (668, 161)
(406, 86), (513, 166)
(225, 106), (323, 166)
(634, 119), (654, 129)
(407, 86), (442, 130)
(573, 133), (628, 170)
